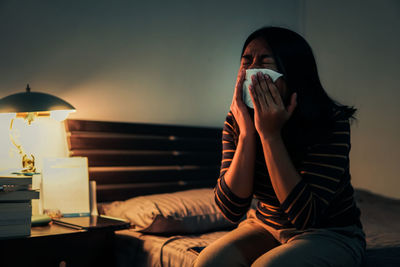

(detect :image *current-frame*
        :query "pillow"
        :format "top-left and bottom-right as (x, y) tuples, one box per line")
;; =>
(101, 188), (237, 234)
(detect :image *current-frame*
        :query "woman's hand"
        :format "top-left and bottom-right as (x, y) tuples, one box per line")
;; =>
(249, 72), (297, 140)
(230, 69), (256, 137)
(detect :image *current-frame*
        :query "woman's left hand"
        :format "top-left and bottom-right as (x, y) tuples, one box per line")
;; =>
(249, 72), (297, 140)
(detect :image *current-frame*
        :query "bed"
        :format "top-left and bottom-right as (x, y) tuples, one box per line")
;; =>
(65, 119), (400, 267)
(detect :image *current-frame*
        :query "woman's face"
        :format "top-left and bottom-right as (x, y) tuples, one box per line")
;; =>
(240, 38), (290, 105)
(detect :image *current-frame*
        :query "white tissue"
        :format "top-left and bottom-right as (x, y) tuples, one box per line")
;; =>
(242, 68), (283, 108)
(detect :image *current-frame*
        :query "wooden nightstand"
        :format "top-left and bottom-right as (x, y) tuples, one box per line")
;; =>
(0, 221), (128, 267)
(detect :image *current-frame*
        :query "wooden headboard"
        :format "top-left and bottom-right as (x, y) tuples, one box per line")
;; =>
(65, 119), (222, 203)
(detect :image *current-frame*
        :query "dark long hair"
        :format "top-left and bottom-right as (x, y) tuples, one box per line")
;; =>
(239, 26), (357, 165)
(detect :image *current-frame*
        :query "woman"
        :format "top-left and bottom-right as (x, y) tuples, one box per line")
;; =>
(193, 27), (366, 267)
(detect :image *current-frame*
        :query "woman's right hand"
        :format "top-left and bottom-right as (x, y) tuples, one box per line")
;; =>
(230, 69), (256, 137)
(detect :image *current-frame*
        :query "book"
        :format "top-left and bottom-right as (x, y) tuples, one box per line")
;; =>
(0, 184), (30, 191)
(0, 183), (34, 238)
(0, 175), (32, 186)
(0, 223), (31, 238)
(0, 190), (39, 202)
(0, 202), (32, 220)
(0, 211), (31, 221)
(0, 202), (31, 212)
(0, 218), (31, 226)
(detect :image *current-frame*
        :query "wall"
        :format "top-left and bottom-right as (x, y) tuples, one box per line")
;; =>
(0, 0), (301, 172)
(303, 0), (400, 198)
(2, 1), (397, 200)
(0, 0), (301, 127)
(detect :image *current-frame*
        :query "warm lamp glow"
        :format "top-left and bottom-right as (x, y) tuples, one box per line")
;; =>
(50, 110), (75, 122)
(0, 113), (16, 120)
(0, 84), (76, 174)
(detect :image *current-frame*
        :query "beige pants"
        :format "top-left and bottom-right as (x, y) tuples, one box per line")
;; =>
(193, 210), (365, 267)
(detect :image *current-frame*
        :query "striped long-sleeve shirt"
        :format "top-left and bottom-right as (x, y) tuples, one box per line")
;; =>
(214, 111), (362, 230)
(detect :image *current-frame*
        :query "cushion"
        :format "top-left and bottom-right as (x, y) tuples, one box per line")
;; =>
(101, 188), (236, 234)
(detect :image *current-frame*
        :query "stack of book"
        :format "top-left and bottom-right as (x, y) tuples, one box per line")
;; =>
(0, 175), (39, 238)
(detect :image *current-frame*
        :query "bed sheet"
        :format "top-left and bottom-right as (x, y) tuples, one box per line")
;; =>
(355, 189), (400, 266)
(113, 189), (400, 267)
(114, 229), (229, 267)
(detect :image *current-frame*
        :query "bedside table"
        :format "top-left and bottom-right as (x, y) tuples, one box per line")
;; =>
(0, 219), (129, 267)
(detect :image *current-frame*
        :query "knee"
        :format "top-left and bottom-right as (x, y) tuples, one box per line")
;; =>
(251, 255), (291, 267)
(192, 245), (231, 267)
(250, 246), (299, 267)
(192, 243), (247, 267)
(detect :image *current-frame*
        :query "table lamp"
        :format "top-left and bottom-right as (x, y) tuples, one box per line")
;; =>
(0, 84), (75, 175)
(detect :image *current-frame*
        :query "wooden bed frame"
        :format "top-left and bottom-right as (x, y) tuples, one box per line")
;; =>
(65, 119), (222, 203)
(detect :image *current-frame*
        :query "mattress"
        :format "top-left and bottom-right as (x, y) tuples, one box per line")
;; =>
(114, 229), (229, 267)
(113, 189), (400, 267)
(355, 190), (400, 266)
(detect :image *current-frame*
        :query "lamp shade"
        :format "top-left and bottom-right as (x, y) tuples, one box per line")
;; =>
(0, 84), (75, 113)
